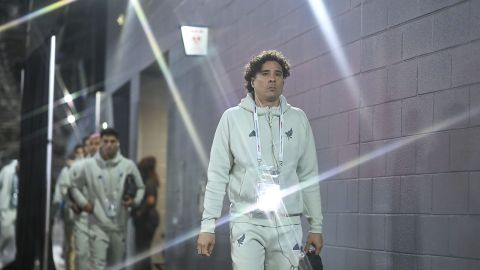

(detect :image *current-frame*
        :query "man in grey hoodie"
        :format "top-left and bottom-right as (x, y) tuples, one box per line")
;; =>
(197, 50), (323, 270)
(70, 128), (145, 269)
(68, 132), (101, 270)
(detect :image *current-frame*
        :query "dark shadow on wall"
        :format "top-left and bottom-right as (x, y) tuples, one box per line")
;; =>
(5, 37), (55, 270)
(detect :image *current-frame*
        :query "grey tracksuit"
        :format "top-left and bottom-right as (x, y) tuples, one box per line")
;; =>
(200, 94), (323, 270)
(68, 159), (92, 270)
(70, 151), (144, 269)
(53, 166), (76, 270)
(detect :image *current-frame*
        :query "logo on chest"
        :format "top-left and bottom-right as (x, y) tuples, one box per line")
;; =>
(248, 128), (293, 140)
(285, 128), (293, 140)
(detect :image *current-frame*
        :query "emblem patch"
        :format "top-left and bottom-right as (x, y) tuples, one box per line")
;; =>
(285, 128), (293, 140)
(236, 234), (246, 247)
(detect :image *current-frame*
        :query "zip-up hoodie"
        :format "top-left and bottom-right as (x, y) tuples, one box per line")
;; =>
(70, 150), (145, 232)
(68, 158), (92, 232)
(201, 94), (323, 233)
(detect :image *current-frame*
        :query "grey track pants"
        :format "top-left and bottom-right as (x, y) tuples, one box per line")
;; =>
(230, 222), (303, 270)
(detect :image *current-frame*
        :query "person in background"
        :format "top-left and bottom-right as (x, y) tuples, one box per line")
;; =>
(70, 132), (101, 270)
(87, 133), (101, 157)
(82, 136), (90, 158)
(73, 143), (85, 160)
(52, 144), (84, 270)
(132, 156), (160, 270)
(0, 159), (19, 267)
(70, 128), (145, 269)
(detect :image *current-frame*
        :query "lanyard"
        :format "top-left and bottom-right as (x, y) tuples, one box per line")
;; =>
(253, 103), (284, 167)
(99, 166), (115, 199)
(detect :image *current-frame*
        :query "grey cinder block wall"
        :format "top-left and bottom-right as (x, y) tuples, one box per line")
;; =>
(104, 0), (480, 269)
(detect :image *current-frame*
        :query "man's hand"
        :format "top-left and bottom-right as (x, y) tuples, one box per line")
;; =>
(304, 233), (323, 255)
(83, 202), (94, 213)
(123, 197), (134, 207)
(70, 203), (82, 214)
(197, 232), (215, 256)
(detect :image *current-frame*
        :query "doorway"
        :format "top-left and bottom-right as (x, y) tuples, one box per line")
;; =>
(137, 59), (170, 268)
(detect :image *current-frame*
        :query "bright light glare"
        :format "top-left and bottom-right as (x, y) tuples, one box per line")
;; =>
(64, 94), (73, 103)
(102, 122), (108, 129)
(0, 0), (77, 33)
(110, 1), (480, 270)
(256, 183), (282, 212)
(117, 14), (125, 26)
(307, 0), (362, 103)
(130, 0), (209, 169)
(112, 103), (479, 270)
(67, 115), (75, 124)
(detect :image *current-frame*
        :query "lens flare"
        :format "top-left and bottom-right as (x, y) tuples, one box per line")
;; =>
(67, 115), (76, 123)
(130, 0), (209, 169)
(112, 103), (479, 269)
(256, 183), (282, 212)
(64, 94), (73, 103)
(0, 0), (77, 33)
(307, 0), (363, 107)
(108, 1), (480, 269)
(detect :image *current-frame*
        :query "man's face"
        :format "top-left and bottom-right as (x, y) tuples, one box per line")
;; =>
(101, 135), (119, 159)
(83, 139), (91, 156)
(251, 61), (284, 105)
(74, 147), (84, 159)
(89, 136), (101, 155)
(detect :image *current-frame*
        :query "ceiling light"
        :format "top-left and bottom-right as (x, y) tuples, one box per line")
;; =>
(117, 14), (125, 26)
(64, 94), (73, 103)
(67, 115), (75, 124)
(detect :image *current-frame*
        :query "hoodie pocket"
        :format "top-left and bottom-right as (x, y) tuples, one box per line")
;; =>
(229, 167), (258, 203)
(239, 169), (257, 203)
(238, 168), (247, 199)
(228, 167), (246, 201)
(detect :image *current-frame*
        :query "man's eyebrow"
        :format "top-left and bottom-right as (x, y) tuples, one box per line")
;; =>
(260, 68), (283, 73)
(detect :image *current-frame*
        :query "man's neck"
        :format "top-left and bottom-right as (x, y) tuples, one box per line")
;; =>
(255, 97), (280, 108)
(100, 149), (115, 161)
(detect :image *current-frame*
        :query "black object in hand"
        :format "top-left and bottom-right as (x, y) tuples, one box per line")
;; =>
(299, 252), (323, 270)
(123, 174), (137, 200)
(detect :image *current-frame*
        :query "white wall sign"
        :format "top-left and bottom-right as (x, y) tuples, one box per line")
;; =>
(181, 26), (208, 55)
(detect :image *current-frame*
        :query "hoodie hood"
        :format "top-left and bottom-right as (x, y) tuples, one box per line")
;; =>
(94, 149), (124, 168)
(239, 93), (291, 116)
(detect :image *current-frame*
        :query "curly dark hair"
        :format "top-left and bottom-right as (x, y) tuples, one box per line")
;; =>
(100, 128), (119, 139)
(243, 50), (291, 94)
